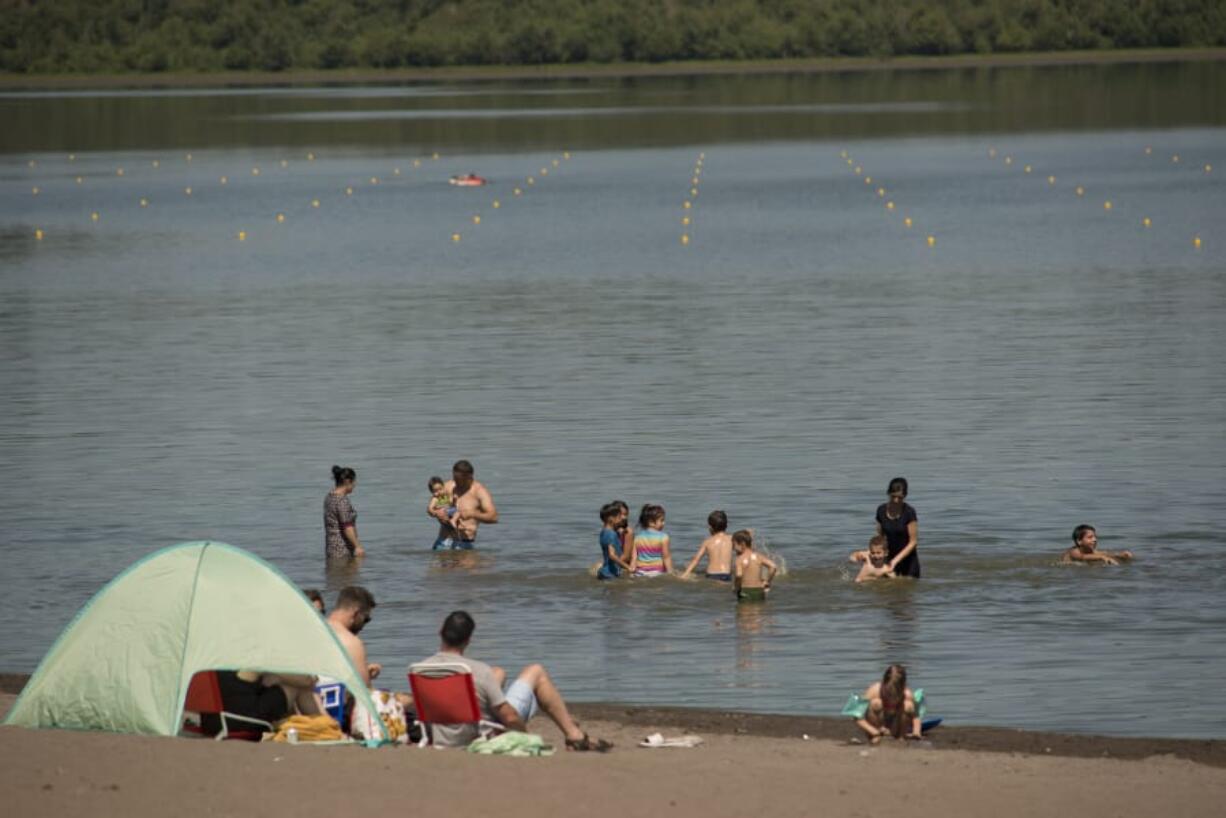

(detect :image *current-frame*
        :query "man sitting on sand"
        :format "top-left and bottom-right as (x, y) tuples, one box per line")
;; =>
(427, 460), (498, 549)
(1062, 524), (1133, 566)
(413, 610), (612, 752)
(681, 510), (734, 581)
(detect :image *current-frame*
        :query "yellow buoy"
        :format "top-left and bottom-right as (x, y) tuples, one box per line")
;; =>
(682, 216), (690, 226)
(68, 153), (75, 161)
(34, 228), (44, 240)
(854, 166), (862, 175)
(451, 232), (461, 242)
(307, 152), (316, 161)
(552, 159), (559, 167)
(988, 148), (997, 158)
(492, 200), (501, 209)
(864, 177), (872, 185)
(28, 159), (36, 168)
(1193, 236), (1202, 249)
(76, 176), (83, 184)
(514, 188), (522, 196)
(886, 201), (895, 211)
(220, 176), (228, 185)
(393, 168), (401, 176)
(1024, 165), (1032, 174)
(116, 167), (124, 176)
(540, 168), (548, 175)
(1103, 201), (1112, 211)
(681, 234), (690, 245)
(1047, 175), (1056, 185)
(370, 177), (378, 185)
(691, 187), (698, 196)
(1205, 164), (1213, 173)
(877, 187), (885, 197)
(926, 235), (936, 247)
(1004, 156), (1013, 165)
(152, 159), (159, 168)
(276, 213), (285, 224)
(563, 152), (570, 159)
(139, 197), (148, 207)
(683, 201), (691, 209)
(186, 153), (193, 161)
(413, 159), (421, 168)
(840, 150), (848, 158)
(1171, 154), (1180, 163)
(311, 199), (320, 208)
(432, 152), (440, 160)
(692, 177), (699, 185)
(1075, 186), (1085, 197)
(1144, 146), (1152, 155)
(903, 216), (913, 228)
(90, 211), (99, 222)
(184, 186), (192, 196)
(31, 186), (39, 195)
(699, 152), (705, 159)
(1142, 217), (1151, 228)
(345, 187), (353, 196)
(846, 158), (853, 166)
(280, 159), (288, 168)
(237, 230), (247, 241)
(527, 177), (535, 185)
(472, 215), (481, 225)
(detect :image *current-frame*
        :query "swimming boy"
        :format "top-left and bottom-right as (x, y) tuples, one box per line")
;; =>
(597, 502), (632, 580)
(1062, 524), (1133, 565)
(681, 510), (734, 581)
(733, 529), (777, 602)
(853, 535), (894, 583)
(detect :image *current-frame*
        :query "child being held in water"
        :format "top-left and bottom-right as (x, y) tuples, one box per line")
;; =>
(681, 510), (734, 581)
(1062, 524), (1134, 566)
(854, 664), (922, 744)
(733, 529), (777, 602)
(427, 476), (459, 547)
(852, 535), (894, 583)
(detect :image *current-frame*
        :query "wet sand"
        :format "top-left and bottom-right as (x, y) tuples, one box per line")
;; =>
(4, 680), (1225, 818)
(1, 47), (1223, 90)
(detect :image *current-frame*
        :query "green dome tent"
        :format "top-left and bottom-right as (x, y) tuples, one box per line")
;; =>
(3, 541), (388, 744)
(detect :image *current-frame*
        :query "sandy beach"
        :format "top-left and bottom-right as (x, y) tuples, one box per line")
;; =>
(4, 680), (1224, 818)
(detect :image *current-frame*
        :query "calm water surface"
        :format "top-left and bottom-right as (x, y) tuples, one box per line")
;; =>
(1, 64), (1224, 738)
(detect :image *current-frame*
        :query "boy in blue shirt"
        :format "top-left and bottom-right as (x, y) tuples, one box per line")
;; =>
(597, 502), (632, 580)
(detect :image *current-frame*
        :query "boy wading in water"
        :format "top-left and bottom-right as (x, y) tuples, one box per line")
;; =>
(733, 529), (777, 602)
(681, 510), (734, 581)
(851, 535), (894, 583)
(1062, 524), (1134, 566)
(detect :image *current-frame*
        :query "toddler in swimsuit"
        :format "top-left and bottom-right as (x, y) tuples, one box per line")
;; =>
(428, 476), (459, 549)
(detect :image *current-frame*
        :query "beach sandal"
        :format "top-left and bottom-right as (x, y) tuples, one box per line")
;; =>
(565, 734), (613, 752)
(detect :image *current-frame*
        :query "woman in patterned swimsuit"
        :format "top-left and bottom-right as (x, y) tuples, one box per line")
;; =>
(324, 465), (365, 559)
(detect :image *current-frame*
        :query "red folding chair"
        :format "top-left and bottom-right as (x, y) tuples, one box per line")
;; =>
(408, 661), (504, 748)
(182, 671), (274, 741)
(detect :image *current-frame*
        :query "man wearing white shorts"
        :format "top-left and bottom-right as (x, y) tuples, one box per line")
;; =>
(413, 611), (611, 751)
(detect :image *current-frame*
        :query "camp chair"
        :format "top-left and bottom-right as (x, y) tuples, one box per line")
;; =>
(408, 661), (504, 748)
(182, 671), (274, 741)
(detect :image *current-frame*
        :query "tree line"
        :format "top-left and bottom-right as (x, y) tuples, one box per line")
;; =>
(3, 0), (1224, 74)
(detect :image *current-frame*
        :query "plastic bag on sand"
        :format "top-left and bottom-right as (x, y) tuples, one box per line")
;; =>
(639, 732), (703, 748)
(466, 732), (555, 757)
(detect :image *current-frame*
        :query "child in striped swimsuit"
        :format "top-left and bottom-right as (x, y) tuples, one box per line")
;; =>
(630, 504), (673, 577)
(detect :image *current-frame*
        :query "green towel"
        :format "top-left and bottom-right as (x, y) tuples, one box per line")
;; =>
(841, 689), (926, 719)
(466, 732), (555, 757)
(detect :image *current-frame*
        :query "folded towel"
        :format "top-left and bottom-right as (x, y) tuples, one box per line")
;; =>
(466, 732), (555, 757)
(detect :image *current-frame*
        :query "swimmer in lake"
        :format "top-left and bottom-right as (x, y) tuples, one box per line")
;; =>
(1062, 524), (1133, 566)
(733, 529), (776, 602)
(681, 510), (734, 581)
(851, 535), (894, 583)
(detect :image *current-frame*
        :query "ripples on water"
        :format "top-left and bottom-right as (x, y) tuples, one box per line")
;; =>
(1, 70), (1225, 737)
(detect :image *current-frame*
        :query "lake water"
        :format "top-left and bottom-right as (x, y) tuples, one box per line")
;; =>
(2, 62), (1224, 738)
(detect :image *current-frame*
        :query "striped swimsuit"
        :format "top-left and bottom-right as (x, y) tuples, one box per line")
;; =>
(633, 529), (669, 576)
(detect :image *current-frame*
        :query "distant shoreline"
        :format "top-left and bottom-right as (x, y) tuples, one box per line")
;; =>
(3, 674), (1222, 766)
(2, 47), (1224, 91)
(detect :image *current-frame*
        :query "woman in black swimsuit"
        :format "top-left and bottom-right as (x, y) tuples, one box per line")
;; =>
(874, 477), (920, 578)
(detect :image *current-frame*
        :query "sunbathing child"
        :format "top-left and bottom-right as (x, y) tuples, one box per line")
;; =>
(733, 529), (777, 602)
(681, 510), (734, 581)
(853, 664), (922, 744)
(1062, 524), (1134, 566)
(597, 502), (632, 580)
(853, 535), (894, 583)
(629, 504), (673, 577)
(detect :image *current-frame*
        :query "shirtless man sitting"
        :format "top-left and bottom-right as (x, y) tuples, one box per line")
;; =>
(427, 459), (498, 550)
(327, 585), (381, 687)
